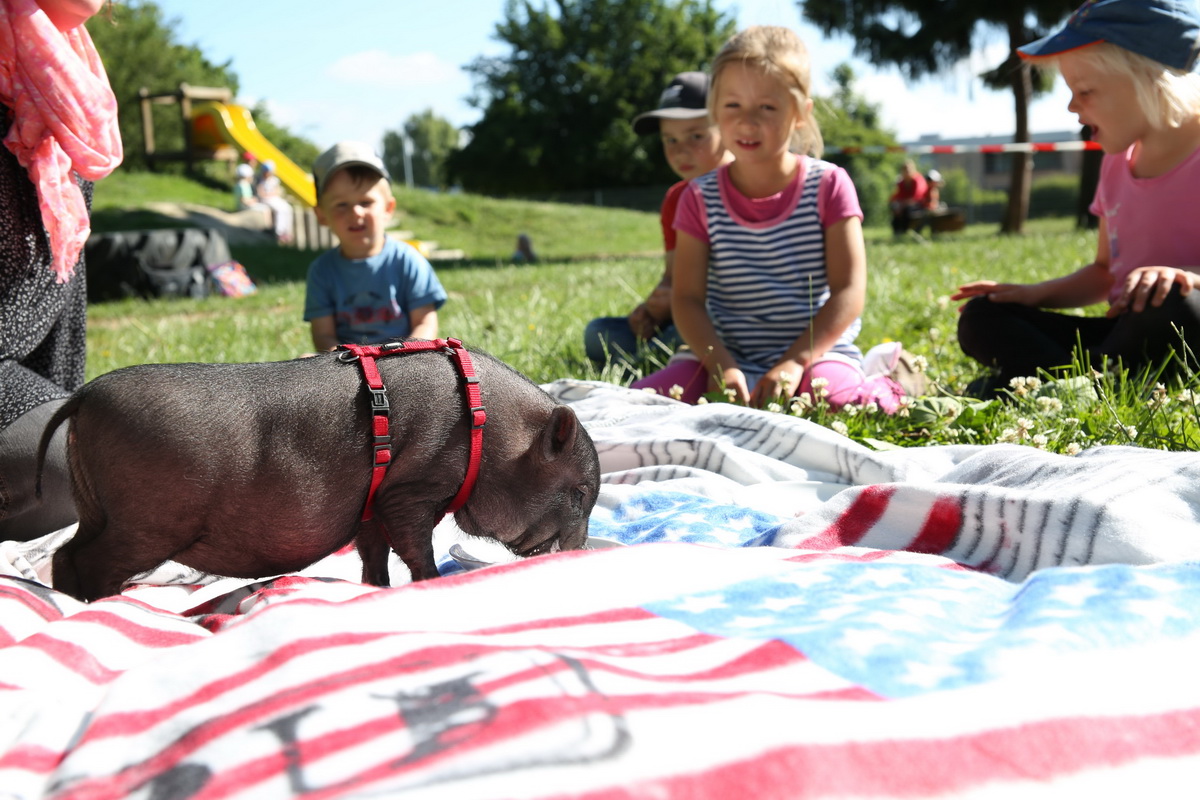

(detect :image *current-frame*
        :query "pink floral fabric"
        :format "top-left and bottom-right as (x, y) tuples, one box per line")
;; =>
(0, 0), (122, 282)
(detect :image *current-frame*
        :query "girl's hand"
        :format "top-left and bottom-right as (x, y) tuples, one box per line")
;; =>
(1108, 266), (1197, 317)
(627, 304), (658, 340)
(751, 360), (803, 408)
(950, 281), (1034, 309)
(711, 367), (750, 405)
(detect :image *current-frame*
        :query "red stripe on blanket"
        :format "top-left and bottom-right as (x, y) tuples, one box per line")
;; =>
(907, 495), (963, 555)
(18, 634), (121, 684)
(570, 705), (1200, 799)
(67, 607), (207, 648)
(798, 485), (897, 550)
(0, 744), (62, 772)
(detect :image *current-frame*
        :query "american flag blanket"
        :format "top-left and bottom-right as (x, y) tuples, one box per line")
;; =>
(3, 380), (1200, 799)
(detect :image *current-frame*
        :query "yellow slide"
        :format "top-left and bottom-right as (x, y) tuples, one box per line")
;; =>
(190, 101), (317, 207)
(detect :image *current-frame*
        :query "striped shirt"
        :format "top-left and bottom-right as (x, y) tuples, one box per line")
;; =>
(677, 156), (863, 384)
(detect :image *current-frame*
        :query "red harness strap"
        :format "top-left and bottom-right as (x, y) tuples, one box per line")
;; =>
(336, 337), (486, 522)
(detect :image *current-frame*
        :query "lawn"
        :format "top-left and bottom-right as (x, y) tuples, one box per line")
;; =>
(83, 172), (1200, 454)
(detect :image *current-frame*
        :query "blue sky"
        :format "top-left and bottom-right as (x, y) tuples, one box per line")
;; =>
(149, 0), (1076, 152)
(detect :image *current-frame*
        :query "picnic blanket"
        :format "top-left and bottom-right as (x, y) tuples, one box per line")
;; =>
(3, 379), (1200, 798)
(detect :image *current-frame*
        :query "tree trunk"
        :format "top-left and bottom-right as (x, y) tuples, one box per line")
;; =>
(1001, 18), (1033, 234)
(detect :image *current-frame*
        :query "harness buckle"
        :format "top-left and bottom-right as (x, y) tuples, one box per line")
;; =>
(381, 341), (406, 350)
(337, 348), (360, 363)
(470, 405), (487, 429)
(370, 388), (390, 412)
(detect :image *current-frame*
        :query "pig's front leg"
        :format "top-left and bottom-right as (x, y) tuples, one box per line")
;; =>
(361, 502), (442, 583)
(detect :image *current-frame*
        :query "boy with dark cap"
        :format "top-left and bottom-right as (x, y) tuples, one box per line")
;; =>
(583, 72), (732, 372)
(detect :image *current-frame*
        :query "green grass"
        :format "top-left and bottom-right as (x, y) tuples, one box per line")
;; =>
(83, 171), (1200, 454)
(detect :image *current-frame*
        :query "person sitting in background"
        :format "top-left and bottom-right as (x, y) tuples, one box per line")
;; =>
(254, 159), (294, 244)
(889, 159), (928, 236)
(583, 71), (733, 373)
(923, 168), (945, 211)
(512, 232), (537, 263)
(304, 142), (447, 352)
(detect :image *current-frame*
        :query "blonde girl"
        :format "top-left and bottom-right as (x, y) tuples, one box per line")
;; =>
(633, 26), (904, 411)
(953, 0), (1200, 395)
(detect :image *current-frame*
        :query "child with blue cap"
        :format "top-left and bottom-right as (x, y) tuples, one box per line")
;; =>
(953, 0), (1200, 395)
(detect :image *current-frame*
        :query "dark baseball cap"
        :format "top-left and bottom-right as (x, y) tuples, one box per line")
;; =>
(632, 72), (711, 135)
(1018, 0), (1200, 72)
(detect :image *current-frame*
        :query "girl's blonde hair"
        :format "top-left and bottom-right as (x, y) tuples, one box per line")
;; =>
(708, 25), (823, 157)
(1036, 42), (1200, 129)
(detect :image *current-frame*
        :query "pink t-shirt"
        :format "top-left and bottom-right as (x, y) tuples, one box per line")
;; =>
(1090, 144), (1200, 303)
(674, 156), (863, 243)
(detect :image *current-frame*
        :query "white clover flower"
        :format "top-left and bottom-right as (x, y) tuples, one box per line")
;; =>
(810, 377), (829, 390)
(767, 402), (783, 414)
(998, 427), (1020, 443)
(1123, 425), (1138, 438)
(642, 387), (659, 394)
(1177, 389), (1199, 405)
(1016, 417), (1035, 435)
(830, 420), (849, 436)
(778, 373), (793, 394)
(1063, 417), (1081, 427)
(790, 396), (812, 415)
(697, 397), (709, 405)
(842, 403), (860, 417)
(912, 355), (929, 373)
(723, 388), (737, 402)
(1036, 396), (1063, 414)
(864, 401), (880, 415)
(1065, 442), (1083, 456)
(668, 384), (685, 401)
(1147, 384), (1169, 410)
(1032, 433), (1049, 449)
(936, 295), (950, 311)
(928, 327), (941, 342)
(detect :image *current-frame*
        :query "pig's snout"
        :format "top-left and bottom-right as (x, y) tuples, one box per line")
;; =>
(512, 522), (588, 558)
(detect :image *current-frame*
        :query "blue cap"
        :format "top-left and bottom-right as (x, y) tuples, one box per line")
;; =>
(1018, 0), (1200, 72)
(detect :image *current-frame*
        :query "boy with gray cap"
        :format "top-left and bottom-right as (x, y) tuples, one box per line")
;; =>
(304, 141), (447, 351)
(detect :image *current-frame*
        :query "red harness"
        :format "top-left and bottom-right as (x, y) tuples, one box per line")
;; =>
(336, 337), (486, 522)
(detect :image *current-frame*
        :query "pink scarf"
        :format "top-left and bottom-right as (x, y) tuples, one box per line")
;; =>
(0, 0), (122, 282)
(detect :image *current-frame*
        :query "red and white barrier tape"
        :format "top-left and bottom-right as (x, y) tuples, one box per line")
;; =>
(826, 140), (1102, 155)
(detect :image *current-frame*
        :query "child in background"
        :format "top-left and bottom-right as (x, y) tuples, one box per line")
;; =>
(583, 72), (733, 371)
(254, 159), (294, 244)
(633, 27), (905, 412)
(953, 0), (1200, 395)
(304, 142), (447, 352)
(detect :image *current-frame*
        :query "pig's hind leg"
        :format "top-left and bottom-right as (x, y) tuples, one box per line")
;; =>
(52, 520), (180, 602)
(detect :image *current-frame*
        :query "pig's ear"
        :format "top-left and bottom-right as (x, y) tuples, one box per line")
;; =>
(542, 405), (578, 459)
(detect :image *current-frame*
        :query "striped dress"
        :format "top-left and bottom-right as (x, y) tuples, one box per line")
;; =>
(695, 157), (862, 384)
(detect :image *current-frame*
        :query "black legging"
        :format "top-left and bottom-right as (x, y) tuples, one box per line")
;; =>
(957, 287), (1200, 391)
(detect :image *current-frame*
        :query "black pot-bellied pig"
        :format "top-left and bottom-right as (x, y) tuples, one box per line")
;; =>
(36, 338), (600, 602)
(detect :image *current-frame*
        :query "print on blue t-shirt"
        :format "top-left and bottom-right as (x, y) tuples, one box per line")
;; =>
(303, 237), (448, 344)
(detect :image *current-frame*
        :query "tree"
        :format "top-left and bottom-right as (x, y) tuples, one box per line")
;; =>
(801, 0), (1078, 234)
(382, 110), (460, 189)
(86, 1), (241, 171)
(814, 63), (905, 225)
(448, 0), (735, 195)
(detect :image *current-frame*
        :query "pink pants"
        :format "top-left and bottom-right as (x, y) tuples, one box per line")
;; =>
(631, 354), (905, 413)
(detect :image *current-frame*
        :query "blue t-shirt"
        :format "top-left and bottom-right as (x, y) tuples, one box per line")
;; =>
(303, 237), (448, 344)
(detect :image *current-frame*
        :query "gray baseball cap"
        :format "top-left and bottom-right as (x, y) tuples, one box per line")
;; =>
(313, 141), (391, 197)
